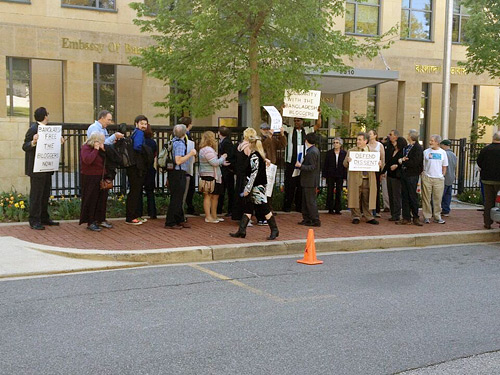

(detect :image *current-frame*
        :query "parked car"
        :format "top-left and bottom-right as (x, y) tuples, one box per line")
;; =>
(490, 191), (500, 223)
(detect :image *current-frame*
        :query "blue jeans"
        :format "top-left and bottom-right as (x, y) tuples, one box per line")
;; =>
(441, 184), (452, 214)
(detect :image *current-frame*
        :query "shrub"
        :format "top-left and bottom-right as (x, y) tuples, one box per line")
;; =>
(457, 189), (483, 205)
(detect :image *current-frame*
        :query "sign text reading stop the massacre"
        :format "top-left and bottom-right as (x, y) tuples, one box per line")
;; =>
(283, 90), (321, 120)
(33, 126), (62, 173)
(348, 151), (380, 172)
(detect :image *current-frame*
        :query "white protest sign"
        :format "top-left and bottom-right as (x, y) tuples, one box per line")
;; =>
(265, 163), (277, 197)
(348, 151), (380, 172)
(33, 125), (62, 173)
(263, 106), (282, 132)
(283, 89), (321, 119)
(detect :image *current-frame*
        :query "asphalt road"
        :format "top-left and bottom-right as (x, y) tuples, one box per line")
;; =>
(1, 243), (500, 375)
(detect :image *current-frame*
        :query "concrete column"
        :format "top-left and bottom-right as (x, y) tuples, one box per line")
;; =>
(397, 80), (421, 135)
(0, 55), (6, 118)
(141, 73), (169, 125)
(63, 60), (94, 123)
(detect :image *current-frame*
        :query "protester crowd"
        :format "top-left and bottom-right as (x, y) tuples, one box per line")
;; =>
(23, 106), (500, 237)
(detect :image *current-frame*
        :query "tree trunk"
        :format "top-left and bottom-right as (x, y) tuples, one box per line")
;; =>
(249, 33), (261, 129)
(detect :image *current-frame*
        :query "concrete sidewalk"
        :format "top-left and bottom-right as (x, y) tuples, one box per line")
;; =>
(0, 204), (498, 279)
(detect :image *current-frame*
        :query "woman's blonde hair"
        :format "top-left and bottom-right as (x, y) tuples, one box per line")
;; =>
(244, 128), (266, 160)
(86, 132), (105, 147)
(199, 131), (217, 150)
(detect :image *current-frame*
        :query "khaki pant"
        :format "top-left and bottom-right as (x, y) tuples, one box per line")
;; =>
(351, 179), (374, 221)
(421, 174), (445, 220)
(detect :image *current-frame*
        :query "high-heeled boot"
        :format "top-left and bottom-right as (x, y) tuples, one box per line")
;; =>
(267, 216), (279, 240)
(230, 215), (250, 238)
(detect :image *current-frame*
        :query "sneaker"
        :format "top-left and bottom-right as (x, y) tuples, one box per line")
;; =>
(87, 223), (101, 232)
(424, 218), (431, 224)
(442, 213), (450, 217)
(247, 221), (254, 227)
(352, 218), (360, 224)
(434, 219), (446, 224)
(98, 221), (113, 229)
(216, 217), (225, 222)
(367, 219), (379, 225)
(125, 219), (143, 225)
(375, 213), (382, 218)
(257, 220), (268, 226)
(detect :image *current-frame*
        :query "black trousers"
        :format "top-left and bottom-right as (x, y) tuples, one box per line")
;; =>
(302, 187), (319, 223)
(139, 168), (157, 218)
(126, 166), (144, 221)
(29, 173), (52, 225)
(165, 170), (186, 226)
(185, 173), (196, 213)
(483, 182), (500, 226)
(387, 176), (402, 220)
(401, 173), (420, 221)
(232, 173), (246, 220)
(284, 162), (302, 212)
(217, 171), (235, 215)
(326, 177), (343, 213)
(375, 171), (382, 214)
(80, 174), (108, 225)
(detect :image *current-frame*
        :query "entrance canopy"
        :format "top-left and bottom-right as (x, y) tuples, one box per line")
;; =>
(307, 68), (399, 94)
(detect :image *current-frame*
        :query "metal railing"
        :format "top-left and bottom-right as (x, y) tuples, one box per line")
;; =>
(50, 123), (481, 197)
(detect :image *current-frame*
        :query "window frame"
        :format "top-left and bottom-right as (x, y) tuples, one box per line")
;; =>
(61, 0), (117, 12)
(345, 0), (381, 37)
(401, 0), (434, 42)
(420, 83), (430, 145)
(452, 0), (469, 44)
(0, 0), (31, 4)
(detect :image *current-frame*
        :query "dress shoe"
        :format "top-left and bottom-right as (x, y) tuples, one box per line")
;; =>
(298, 220), (311, 225)
(367, 219), (379, 225)
(283, 208), (291, 213)
(413, 218), (423, 226)
(388, 217), (399, 222)
(328, 210), (335, 214)
(187, 210), (200, 216)
(180, 221), (191, 228)
(30, 223), (45, 230)
(396, 219), (412, 225)
(42, 220), (59, 226)
(306, 221), (321, 227)
(484, 224), (492, 230)
(87, 223), (101, 232)
(334, 211), (342, 215)
(165, 224), (183, 229)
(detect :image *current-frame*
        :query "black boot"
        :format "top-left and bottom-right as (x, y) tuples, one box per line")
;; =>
(267, 216), (279, 240)
(230, 215), (250, 238)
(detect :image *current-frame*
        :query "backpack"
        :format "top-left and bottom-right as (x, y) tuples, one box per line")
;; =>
(157, 138), (186, 171)
(114, 137), (136, 168)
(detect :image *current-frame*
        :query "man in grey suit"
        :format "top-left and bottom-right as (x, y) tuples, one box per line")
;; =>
(295, 133), (321, 227)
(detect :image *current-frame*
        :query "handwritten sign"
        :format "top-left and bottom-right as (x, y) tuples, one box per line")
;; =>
(263, 106), (282, 132)
(348, 151), (380, 172)
(265, 163), (278, 197)
(33, 125), (62, 173)
(283, 90), (321, 119)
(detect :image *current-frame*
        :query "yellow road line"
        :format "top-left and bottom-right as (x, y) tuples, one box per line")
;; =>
(189, 264), (285, 303)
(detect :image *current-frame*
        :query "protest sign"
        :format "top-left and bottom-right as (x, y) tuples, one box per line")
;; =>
(33, 125), (62, 173)
(283, 90), (321, 119)
(263, 106), (282, 132)
(348, 151), (380, 172)
(265, 163), (278, 197)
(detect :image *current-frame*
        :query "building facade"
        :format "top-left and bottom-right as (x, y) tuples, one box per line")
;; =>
(1, 0), (498, 192)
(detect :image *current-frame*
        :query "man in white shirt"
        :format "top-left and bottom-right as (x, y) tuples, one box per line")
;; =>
(422, 134), (448, 224)
(87, 110), (123, 145)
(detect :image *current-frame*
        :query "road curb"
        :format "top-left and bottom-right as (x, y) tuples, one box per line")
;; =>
(32, 229), (500, 265)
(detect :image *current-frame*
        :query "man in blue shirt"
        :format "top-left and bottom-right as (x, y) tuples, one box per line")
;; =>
(165, 124), (197, 229)
(87, 110), (124, 145)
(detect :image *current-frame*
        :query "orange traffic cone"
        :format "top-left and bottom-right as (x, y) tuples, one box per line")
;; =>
(297, 229), (323, 265)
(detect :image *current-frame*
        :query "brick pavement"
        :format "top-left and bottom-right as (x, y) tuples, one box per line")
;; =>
(0, 209), (493, 251)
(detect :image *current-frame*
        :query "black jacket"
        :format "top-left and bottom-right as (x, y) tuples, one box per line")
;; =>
(219, 137), (235, 174)
(300, 145), (320, 188)
(322, 149), (347, 179)
(22, 122), (53, 177)
(401, 142), (424, 177)
(477, 143), (500, 182)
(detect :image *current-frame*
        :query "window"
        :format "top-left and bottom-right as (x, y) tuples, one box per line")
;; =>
(1, 0), (31, 3)
(62, 0), (115, 11)
(6, 57), (30, 117)
(420, 83), (430, 144)
(367, 85), (378, 119)
(345, 0), (380, 36)
(94, 64), (116, 120)
(452, 0), (470, 43)
(401, 0), (433, 41)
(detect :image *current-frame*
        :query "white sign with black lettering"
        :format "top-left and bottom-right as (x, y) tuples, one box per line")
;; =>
(283, 90), (321, 120)
(33, 125), (62, 173)
(348, 151), (380, 172)
(263, 106), (282, 132)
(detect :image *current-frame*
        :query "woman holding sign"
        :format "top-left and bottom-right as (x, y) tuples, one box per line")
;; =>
(79, 132), (108, 232)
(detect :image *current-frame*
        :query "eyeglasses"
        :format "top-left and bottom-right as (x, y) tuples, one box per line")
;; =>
(334, 141), (340, 144)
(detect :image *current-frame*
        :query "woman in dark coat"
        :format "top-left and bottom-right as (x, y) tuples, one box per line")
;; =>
(322, 137), (347, 214)
(384, 136), (408, 222)
(80, 132), (108, 232)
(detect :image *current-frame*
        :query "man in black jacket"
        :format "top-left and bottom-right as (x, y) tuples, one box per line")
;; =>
(295, 133), (321, 227)
(22, 107), (61, 230)
(397, 129), (424, 226)
(322, 137), (347, 214)
(217, 126), (235, 217)
(477, 131), (500, 229)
